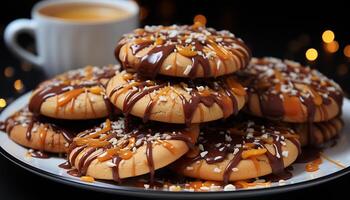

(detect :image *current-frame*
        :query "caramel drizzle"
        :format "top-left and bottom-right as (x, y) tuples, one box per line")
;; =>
(2, 107), (97, 149)
(182, 118), (300, 184)
(109, 74), (245, 126)
(115, 25), (251, 78)
(247, 59), (343, 122)
(243, 58), (343, 140)
(29, 66), (117, 116)
(67, 117), (194, 184)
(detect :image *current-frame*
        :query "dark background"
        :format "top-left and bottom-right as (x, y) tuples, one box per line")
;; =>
(0, 0), (349, 199)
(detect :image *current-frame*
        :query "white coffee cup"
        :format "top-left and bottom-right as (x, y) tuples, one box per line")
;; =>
(4, 0), (139, 77)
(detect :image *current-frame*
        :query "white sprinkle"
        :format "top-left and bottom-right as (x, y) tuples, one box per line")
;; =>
(200, 151), (208, 157)
(185, 87), (193, 92)
(168, 30), (178, 38)
(196, 86), (205, 92)
(213, 167), (221, 173)
(135, 139), (143, 146)
(198, 144), (204, 151)
(159, 95), (167, 102)
(246, 132), (254, 139)
(209, 185), (221, 191)
(278, 179), (286, 185)
(144, 184), (150, 189)
(274, 144), (281, 158)
(186, 166), (194, 171)
(183, 65), (192, 75)
(261, 134), (268, 139)
(231, 167), (239, 172)
(219, 147), (225, 152)
(225, 134), (232, 142)
(233, 148), (239, 155)
(223, 184), (236, 191)
(215, 37), (223, 42)
(165, 65), (172, 70)
(106, 161), (116, 167)
(215, 143), (222, 148)
(185, 38), (192, 43)
(214, 156), (223, 161)
(200, 186), (210, 191)
(282, 151), (289, 158)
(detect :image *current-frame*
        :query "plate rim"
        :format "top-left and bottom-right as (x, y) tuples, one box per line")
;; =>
(1, 92), (350, 198)
(1, 146), (350, 198)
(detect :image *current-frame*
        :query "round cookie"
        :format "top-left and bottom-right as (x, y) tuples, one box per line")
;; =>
(292, 117), (344, 147)
(67, 117), (199, 182)
(173, 117), (300, 183)
(106, 71), (247, 125)
(1, 107), (74, 153)
(238, 57), (343, 123)
(115, 18), (251, 78)
(28, 65), (120, 120)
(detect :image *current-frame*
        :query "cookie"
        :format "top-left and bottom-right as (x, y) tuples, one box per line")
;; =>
(106, 71), (247, 125)
(28, 65), (120, 120)
(67, 117), (199, 182)
(0, 107), (99, 153)
(115, 18), (251, 78)
(292, 117), (343, 147)
(239, 57), (343, 123)
(173, 117), (300, 183)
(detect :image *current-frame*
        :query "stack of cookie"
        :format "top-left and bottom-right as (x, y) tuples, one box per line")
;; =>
(241, 57), (344, 147)
(1, 65), (119, 155)
(100, 18), (303, 184)
(0, 16), (344, 189)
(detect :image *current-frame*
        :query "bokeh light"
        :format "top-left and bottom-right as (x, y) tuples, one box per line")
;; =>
(324, 41), (339, 53)
(14, 79), (24, 91)
(344, 45), (350, 58)
(0, 98), (6, 108)
(322, 30), (335, 43)
(4, 66), (14, 78)
(306, 48), (318, 61)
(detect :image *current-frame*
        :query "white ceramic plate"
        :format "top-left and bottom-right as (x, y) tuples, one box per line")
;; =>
(1, 92), (350, 199)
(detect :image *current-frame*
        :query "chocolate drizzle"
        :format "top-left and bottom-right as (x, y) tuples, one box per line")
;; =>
(109, 72), (245, 126)
(28, 65), (119, 117)
(146, 141), (155, 184)
(112, 156), (122, 183)
(240, 57), (343, 125)
(1, 107), (101, 155)
(138, 45), (176, 78)
(178, 116), (300, 184)
(115, 25), (251, 78)
(67, 116), (196, 184)
(223, 149), (243, 184)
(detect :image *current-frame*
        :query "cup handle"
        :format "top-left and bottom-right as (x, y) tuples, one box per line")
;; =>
(4, 19), (42, 66)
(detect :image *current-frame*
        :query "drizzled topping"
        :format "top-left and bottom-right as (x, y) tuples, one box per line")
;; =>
(108, 71), (246, 125)
(115, 16), (251, 78)
(68, 117), (196, 184)
(239, 57), (343, 121)
(28, 65), (120, 116)
(1, 107), (99, 152)
(180, 117), (300, 184)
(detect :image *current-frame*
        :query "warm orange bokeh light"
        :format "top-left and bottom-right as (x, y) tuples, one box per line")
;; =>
(306, 48), (318, 61)
(322, 30), (335, 43)
(324, 41), (339, 53)
(344, 45), (350, 58)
